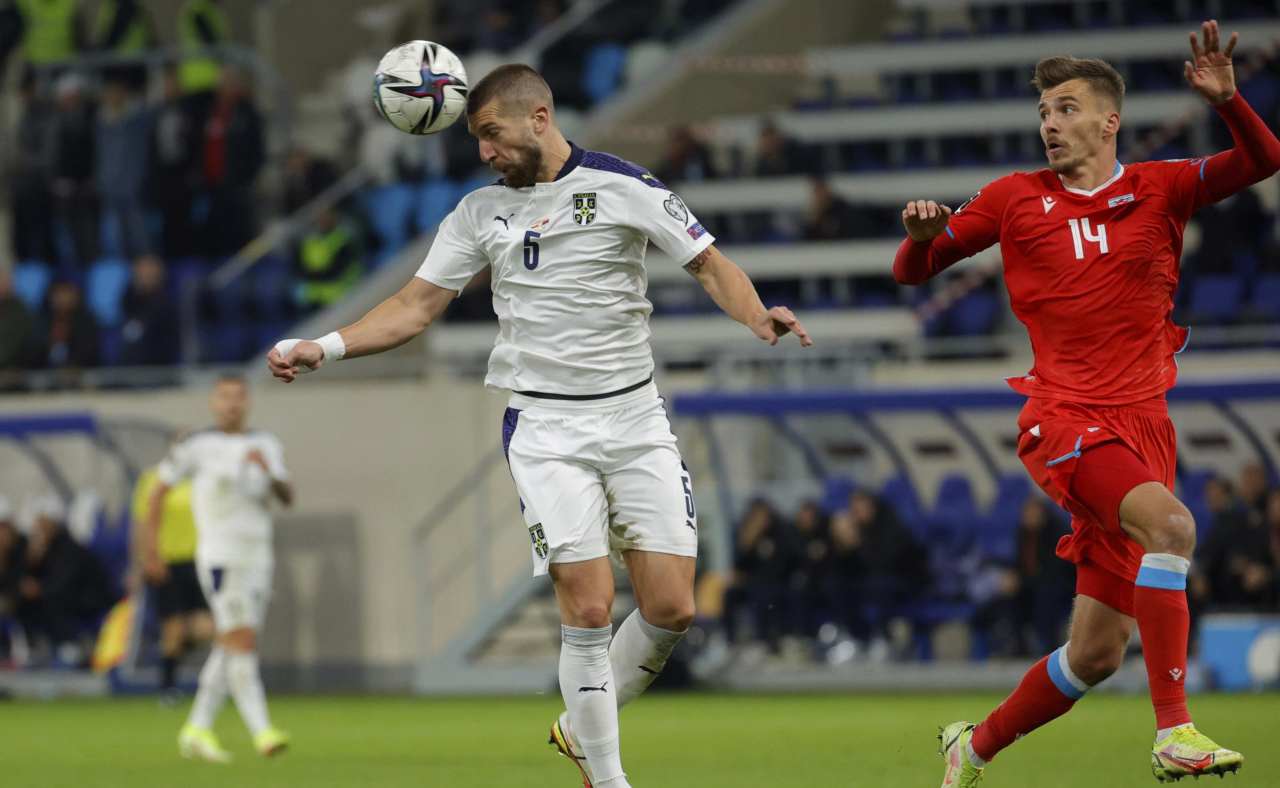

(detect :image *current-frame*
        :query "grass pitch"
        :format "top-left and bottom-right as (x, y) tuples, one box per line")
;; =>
(0, 692), (1272, 786)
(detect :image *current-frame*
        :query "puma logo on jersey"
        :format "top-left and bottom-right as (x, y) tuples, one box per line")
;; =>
(494, 213), (515, 229)
(1041, 196), (1056, 214)
(578, 682), (608, 693)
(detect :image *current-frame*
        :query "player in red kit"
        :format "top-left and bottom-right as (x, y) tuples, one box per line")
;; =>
(893, 21), (1280, 786)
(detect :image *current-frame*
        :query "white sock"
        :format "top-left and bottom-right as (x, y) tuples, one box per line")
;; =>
(610, 610), (686, 709)
(966, 740), (987, 767)
(1156, 722), (1193, 742)
(225, 650), (272, 737)
(187, 647), (228, 730)
(560, 625), (626, 786)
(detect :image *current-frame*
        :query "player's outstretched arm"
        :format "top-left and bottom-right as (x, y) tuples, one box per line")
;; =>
(894, 199), (958, 285)
(685, 245), (813, 347)
(1180, 20), (1280, 202)
(267, 278), (455, 382)
(141, 482), (171, 583)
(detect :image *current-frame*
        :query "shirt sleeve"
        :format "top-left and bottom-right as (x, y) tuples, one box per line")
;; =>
(262, 435), (289, 481)
(627, 180), (716, 265)
(1161, 93), (1280, 219)
(156, 437), (196, 486)
(414, 205), (489, 293)
(893, 175), (1013, 284)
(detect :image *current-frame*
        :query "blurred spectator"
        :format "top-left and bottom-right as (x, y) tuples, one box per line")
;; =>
(282, 147), (339, 214)
(199, 66), (264, 257)
(969, 499), (1074, 657)
(91, 0), (153, 89)
(0, 268), (40, 377)
(16, 495), (115, 666)
(722, 499), (794, 650)
(37, 279), (99, 370)
(0, 496), (24, 663)
(822, 491), (928, 658)
(177, 0), (228, 97)
(785, 500), (830, 638)
(294, 206), (365, 312)
(11, 74), (57, 263)
(804, 178), (877, 240)
(120, 254), (180, 365)
(754, 120), (806, 177)
(1199, 480), (1277, 610)
(49, 71), (98, 267)
(654, 126), (718, 185)
(1238, 462), (1270, 520)
(96, 78), (153, 260)
(14, 0), (85, 78)
(1186, 189), (1269, 276)
(151, 65), (207, 259)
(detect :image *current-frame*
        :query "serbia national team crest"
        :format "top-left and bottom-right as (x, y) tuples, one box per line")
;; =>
(573, 192), (597, 225)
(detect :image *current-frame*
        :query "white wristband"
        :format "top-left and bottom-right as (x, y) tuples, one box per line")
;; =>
(316, 331), (346, 362)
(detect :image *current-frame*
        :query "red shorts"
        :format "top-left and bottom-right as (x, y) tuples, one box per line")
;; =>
(1016, 397), (1177, 616)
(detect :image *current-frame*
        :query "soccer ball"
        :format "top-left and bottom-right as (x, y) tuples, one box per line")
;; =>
(373, 40), (469, 135)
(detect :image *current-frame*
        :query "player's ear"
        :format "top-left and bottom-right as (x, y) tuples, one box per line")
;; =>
(1101, 104), (1121, 139)
(530, 104), (550, 134)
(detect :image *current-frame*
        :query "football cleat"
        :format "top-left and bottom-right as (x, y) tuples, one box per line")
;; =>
(1151, 725), (1242, 782)
(178, 724), (232, 764)
(549, 711), (594, 787)
(253, 726), (290, 757)
(938, 721), (985, 788)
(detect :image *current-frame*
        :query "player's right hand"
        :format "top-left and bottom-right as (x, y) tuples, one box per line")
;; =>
(267, 339), (324, 383)
(902, 199), (953, 242)
(143, 554), (168, 585)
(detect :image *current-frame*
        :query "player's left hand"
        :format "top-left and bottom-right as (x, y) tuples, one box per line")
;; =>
(1185, 19), (1238, 105)
(754, 306), (814, 347)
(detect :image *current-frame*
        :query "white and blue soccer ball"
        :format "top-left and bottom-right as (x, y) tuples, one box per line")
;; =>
(373, 40), (469, 135)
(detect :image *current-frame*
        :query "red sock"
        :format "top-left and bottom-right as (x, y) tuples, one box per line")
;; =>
(1134, 554), (1192, 730)
(971, 647), (1084, 762)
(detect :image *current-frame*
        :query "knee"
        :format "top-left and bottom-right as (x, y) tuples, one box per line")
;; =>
(1067, 641), (1125, 686)
(1147, 505), (1197, 557)
(641, 598), (696, 632)
(218, 627), (257, 653)
(568, 602), (614, 630)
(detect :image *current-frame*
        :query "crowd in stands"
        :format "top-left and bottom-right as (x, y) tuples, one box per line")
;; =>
(0, 495), (121, 669)
(720, 464), (1280, 663)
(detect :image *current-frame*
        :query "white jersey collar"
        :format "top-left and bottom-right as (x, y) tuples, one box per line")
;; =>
(1059, 160), (1124, 197)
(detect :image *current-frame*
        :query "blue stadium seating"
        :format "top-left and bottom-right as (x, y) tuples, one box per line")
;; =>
(86, 258), (130, 326)
(12, 261), (51, 310)
(1188, 275), (1245, 323)
(881, 474), (926, 537)
(1248, 274), (1280, 322)
(249, 255), (296, 316)
(414, 179), (459, 235)
(948, 290), (1001, 335)
(583, 44), (628, 104)
(362, 184), (414, 264)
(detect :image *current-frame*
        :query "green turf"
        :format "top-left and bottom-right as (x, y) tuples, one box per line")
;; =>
(0, 692), (1272, 786)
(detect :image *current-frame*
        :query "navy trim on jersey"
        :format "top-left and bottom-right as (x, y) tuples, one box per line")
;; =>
(554, 142), (585, 181)
(580, 148), (667, 188)
(516, 375), (653, 401)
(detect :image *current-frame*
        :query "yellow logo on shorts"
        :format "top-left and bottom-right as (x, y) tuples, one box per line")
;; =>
(529, 523), (549, 558)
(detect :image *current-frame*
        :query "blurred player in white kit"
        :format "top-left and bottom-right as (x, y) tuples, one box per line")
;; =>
(143, 375), (293, 762)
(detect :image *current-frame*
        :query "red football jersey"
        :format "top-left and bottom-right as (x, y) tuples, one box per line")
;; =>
(944, 160), (1201, 404)
(894, 93), (1280, 406)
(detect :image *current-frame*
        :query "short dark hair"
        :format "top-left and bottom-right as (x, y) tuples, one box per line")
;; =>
(1032, 56), (1125, 110)
(466, 63), (554, 117)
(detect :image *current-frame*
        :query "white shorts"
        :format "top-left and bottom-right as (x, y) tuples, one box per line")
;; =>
(195, 560), (272, 633)
(503, 381), (699, 576)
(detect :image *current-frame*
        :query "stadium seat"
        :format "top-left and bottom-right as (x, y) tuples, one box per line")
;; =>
(948, 290), (1001, 335)
(880, 474), (926, 537)
(249, 255), (296, 317)
(821, 475), (857, 514)
(86, 259), (131, 326)
(982, 474), (1032, 561)
(583, 44), (629, 104)
(1188, 275), (1245, 324)
(362, 184), (414, 260)
(12, 261), (52, 310)
(1246, 274), (1280, 322)
(415, 179), (459, 234)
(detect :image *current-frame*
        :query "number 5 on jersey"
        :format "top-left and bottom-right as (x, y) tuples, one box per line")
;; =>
(523, 230), (541, 270)
(1067, 218), (1108, 260)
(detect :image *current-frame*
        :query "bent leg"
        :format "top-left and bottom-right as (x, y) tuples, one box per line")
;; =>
(612, 550), (695, 708)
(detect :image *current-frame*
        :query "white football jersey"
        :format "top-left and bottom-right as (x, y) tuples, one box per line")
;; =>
(415, 144), (715, 394)
(157, 429), (288, 568)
